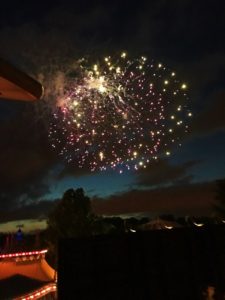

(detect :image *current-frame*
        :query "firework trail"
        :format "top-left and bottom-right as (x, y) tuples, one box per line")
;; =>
(49, 52), (192, 172)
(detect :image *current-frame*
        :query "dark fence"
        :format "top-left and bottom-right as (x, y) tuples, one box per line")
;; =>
(58, 225), (225, 299)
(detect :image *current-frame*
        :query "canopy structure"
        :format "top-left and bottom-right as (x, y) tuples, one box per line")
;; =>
(0, 249), (56, 281)
(0, 249), (57, 299)
(0, 58), (43, 101)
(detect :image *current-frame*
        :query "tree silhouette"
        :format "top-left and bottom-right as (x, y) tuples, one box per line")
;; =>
(45, 188), (94, 266)
(214, 179), (225, 218)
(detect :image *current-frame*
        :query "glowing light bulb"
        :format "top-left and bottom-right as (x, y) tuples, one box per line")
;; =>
(99, 151), (104, 161)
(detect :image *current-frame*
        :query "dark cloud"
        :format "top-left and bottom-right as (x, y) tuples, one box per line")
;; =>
(0, 180), (218, 223)
(185, 54), (225, 96)
(0, 200), (56, 223)
(0, 100), (94, 212)
(0, 0), (224, 222)
(0, 3), (114, 73)
(92, 181), (216, 217)
(192, 90), (225, 136)
(0, 105), (58, 210)
(56, 164), (91, 180)
(135, 159), (200, 187)
(0, 182), (216, 223)
(1, 0), (224, 66)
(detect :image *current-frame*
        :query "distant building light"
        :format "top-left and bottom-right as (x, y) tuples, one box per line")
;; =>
(164, 226), (173, 230)
(193, 222), (204, 227)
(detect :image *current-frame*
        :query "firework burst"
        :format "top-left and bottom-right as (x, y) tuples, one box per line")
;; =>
(49, 52), (192, 172)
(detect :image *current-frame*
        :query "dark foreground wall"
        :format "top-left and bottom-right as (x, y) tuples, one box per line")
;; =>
(58, 226), (225, 300)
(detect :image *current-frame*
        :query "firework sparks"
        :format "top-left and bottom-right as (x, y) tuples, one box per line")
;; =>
(49, 52), (192, 172)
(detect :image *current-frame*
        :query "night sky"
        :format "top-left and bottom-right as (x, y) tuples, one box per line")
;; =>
(0, 0), (225, 230)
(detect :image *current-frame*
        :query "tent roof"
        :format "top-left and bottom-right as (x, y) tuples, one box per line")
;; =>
(141, 218), (182, 230)
(0, 58), (43, 101)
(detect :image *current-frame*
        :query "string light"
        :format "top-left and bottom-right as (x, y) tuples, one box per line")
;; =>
(0, 249), (47, 259)
(17, 283), (57, 300)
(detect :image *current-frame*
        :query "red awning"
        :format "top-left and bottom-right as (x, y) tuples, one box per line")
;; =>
(0, 58), (43, 101)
